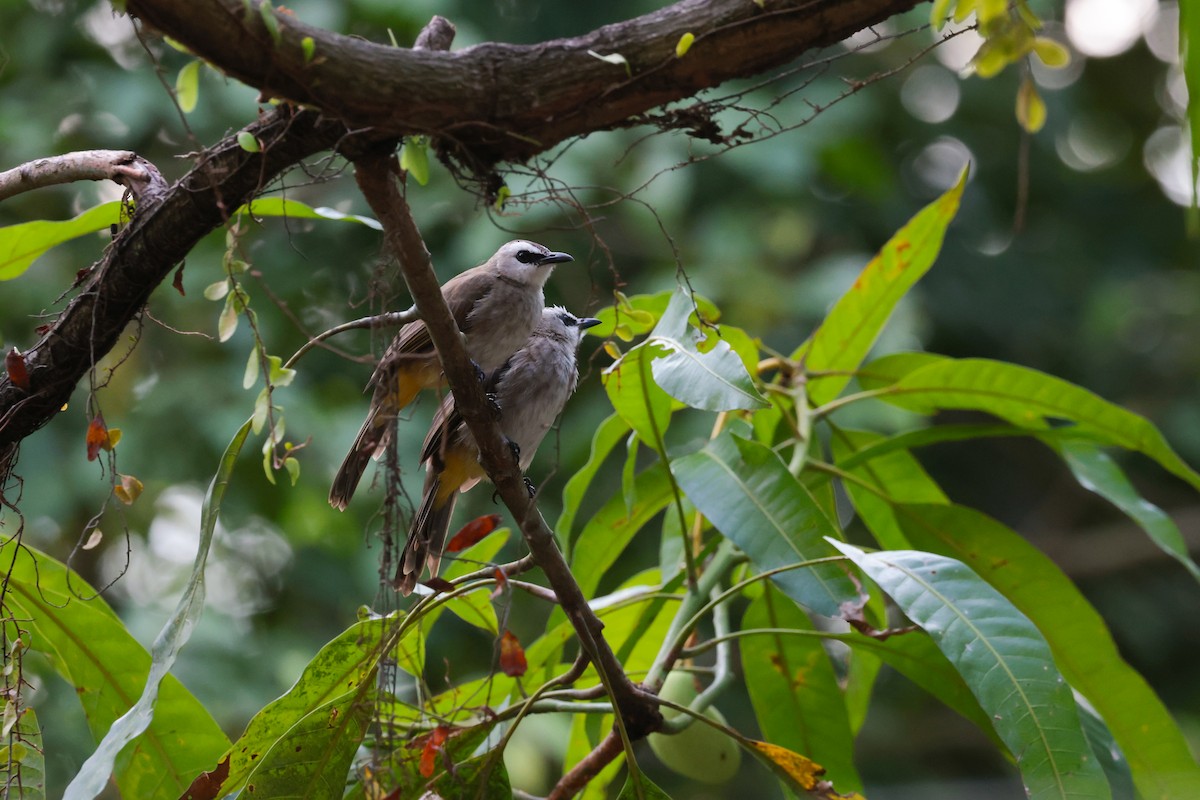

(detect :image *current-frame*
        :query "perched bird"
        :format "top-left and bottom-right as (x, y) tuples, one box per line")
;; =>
(329, 240), (574, 510)
(397, 307), (601, 594)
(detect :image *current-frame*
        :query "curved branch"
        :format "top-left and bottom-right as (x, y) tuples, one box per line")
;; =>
(126, 0), (921, 173)
(0, 150), (164, 203)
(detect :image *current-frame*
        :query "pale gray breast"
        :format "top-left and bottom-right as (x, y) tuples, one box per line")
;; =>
(495, 333), (580, 469)
(463, 275), (544, 371)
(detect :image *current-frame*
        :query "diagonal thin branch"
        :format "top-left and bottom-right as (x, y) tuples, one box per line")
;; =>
(351, 149), (663, 740)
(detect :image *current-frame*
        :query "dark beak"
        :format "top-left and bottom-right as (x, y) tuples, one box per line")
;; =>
(577, 317), (602, 330)
(537, 251), (574, 265)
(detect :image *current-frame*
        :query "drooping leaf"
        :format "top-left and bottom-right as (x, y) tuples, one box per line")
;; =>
(4, 545), (228, 799)
(498, 630), (527, 677)
(236, 197), (382, 230)
(616, 771), (673, 799)
(878, 357), (1200, 492)
(6, 347), (29, 389)
(400, 136), (431, 185)
(446, 514), (503, 552)
(672, 430), (858, 617)
(0, 202), (121, 280)
(741, 584), (861, 791)
(833, 543), (1111, 800)
(646, 287), (767, 411)
(67, 418), (251, 799)
(893, 502), (1200, 800)
(831, 427), (947, 550)
(591, 290), (720, 341)
(603, 341), (675, 449)
(557, 411), (631, 552)
(1055, 440), (1200, 582)
(571, 462), (676, 597)
(214, 614), (397, 795)
(796, 166), (966, 405)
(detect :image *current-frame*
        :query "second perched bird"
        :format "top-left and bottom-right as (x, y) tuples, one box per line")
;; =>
(329, 240), (574, 510)
(397, 306), (600, 595)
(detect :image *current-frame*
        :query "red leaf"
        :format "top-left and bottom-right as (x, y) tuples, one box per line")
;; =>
(498, 630), (527, 677)
(423, 576), (454, 594)
(6, 348), (29, 390)
(490, 567), (508, 600)
(446, 514), (501, 552)
(86, 414), (108, 461)
(172, 263), (186, 296)
(419, 725), (450, 778)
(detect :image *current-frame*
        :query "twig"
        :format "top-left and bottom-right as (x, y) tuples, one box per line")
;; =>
(283, 307), (418, 369)
(547, 728), (624, 800)
(350, 152), (662, 742)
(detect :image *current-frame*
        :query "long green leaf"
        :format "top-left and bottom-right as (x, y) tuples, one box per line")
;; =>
(602, 342), (674, 451)
(570, 462), (676, 598)
(894, 502), (1200, 800)
(216, 615), (394, 794)
(0, 202), (121, 280)
(673, 431), (857, 616)
(878, 357), (1200, 492)
(1180, 0), (1200, 217)
(68, 418), (251, 800)
(741, 584), (861, 791)
(797, 167), (966, 405)
(833, 543), (1111, 800)
(646, 286), (767, 411)
(238, 197), (382, 230)
(1, 708), (45, 800)
(1056, 440), (1200, 582)
(557, 411), (631, 551)
(831, 427), (947, 550)
(2, 544), (228, 798)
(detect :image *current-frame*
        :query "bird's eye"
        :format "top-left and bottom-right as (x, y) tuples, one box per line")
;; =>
(515, 250), (540, 264)
(560, 313), (576, 326)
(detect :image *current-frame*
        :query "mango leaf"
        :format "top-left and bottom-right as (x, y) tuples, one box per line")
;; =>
(215, 615), (394, 795)
(1180, 0), (1200, 213)
(603, 341), (675, 449)
(616, 772), (673, 799)
(1078, 702), (1137, 800)
(1055, 440), (1200, 582)
(857, 351), (948, 391)
(832, 629), (1002, 749)
(833, 543), (1111, 800)
(741, 584), (861, 791)
(646, 286), (767, 410)
(831, 427), (947, 550)
(66, 418), (251, 800)
(672, 430), (858, 617)
(4, 544), (228, 799)
(878, 357), (1200, 492)
(557, 412), (631, 552)
(0, 708), (45, 800)
(571, 462), (676, 597)
(796, 166), (966, 405)
(438, 528), (511, 634)
(0, 202), (121, 280)
(894, 502), (1200, 800)
(429, 751), (512, 798)
(237, 197), (382, 230)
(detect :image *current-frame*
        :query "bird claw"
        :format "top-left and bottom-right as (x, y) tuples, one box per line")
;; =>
(505, 438), (521, 464)
(486, 392), (502, 419)
(471, 360), (487, 384)
(523, 476), (537, 498)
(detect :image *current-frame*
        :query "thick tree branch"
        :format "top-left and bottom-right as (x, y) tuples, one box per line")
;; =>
(351, 151), (663, 739)
(0, 109), (347, 455)
(126, 0), (921, 175)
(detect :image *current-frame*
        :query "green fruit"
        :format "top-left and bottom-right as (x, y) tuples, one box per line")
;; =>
(648, 672), (742, 784)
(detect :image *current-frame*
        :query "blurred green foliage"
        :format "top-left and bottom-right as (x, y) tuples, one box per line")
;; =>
(0, 0), (1197, 796)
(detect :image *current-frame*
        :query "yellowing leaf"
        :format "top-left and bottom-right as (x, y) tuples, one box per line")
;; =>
(203, 280), (230, 301)
(301, 36), (315, 64)
(176, 60), (201, 114)
(675, 32), (695, 58)
(1033, 36), (1070, 67)
(115, 474), (144, 505)
(82, 529), (104, 550)
(218, 296), (239, 342)
(1016, 76), (1047, 133)
(587, 49), (631, 76)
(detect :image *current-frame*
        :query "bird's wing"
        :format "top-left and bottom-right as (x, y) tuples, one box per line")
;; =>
(421, 391), (461, 467)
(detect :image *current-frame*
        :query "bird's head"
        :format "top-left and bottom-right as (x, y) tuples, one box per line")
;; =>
(492, 240), (574, 285)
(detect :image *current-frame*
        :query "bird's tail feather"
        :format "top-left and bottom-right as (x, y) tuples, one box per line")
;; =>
(397, 473), (456, 595)
(328, 408), (389, 510)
